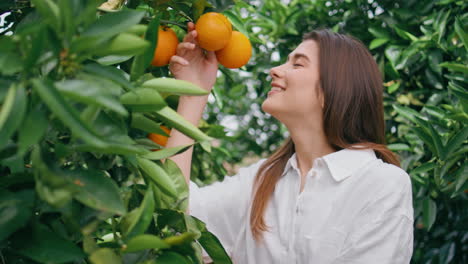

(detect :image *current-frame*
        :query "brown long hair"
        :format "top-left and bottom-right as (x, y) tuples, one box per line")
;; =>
(250, 29), (400, 242)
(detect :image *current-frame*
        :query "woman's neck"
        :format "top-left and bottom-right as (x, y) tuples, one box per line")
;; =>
(288, 124), (336, 180)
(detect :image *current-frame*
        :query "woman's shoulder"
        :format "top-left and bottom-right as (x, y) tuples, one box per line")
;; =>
(349, 159), (414, 220)
(360, 159), (413, 200)
(367, 159), (411, 186)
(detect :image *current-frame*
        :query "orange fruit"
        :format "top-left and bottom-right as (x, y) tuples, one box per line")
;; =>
(151, 27), (179, 67)
(195, 12), (232, 51)
(215, 31), (252, 69)
(147, 126), (171, 149)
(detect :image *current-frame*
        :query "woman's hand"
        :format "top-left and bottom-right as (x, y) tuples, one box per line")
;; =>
(169, 22), (218, 91)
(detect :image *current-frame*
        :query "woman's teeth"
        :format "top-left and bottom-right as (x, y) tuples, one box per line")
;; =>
(271, 87), (285, 92)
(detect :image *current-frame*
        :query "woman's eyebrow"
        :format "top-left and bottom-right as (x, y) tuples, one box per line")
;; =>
(286, 53), (310, 62)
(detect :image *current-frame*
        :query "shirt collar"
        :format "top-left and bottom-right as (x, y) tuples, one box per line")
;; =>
(283, 147), (377, 182)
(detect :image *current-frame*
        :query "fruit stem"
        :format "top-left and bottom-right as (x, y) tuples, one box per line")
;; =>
(159, 19), (188, 29)
(177, 11), (194, 23)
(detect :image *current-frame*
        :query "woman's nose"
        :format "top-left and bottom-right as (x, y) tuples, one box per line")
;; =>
(270, 65), (283, 79)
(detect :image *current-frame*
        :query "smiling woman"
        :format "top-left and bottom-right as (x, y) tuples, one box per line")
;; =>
(166, 24), (413, 264)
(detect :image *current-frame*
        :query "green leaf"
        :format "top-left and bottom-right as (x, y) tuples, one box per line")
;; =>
(82, 9), (145, 39)
(90, 248), (122, 264)
(32, 79), (108, 148)
(185, 215), (204, 239)
(164, 232), (198, 246)
(31, 0), (60, 33)
(95, 55), (133, 65)
(154, 106), (212, 142)
(31, 147), (73, 207)
(385, 46), (402, 69)
(83, 235), (99, 254)
(0, 51), (23, 76)
(454, 16), (468, 52)
(18, 107), (48, 155)
(123, 234), (170, 253)
(156, 209), (187, 232)
(55, 79), (128, 116)
(387, 143), (410, 151)
(448, 81), (468, 101)
(121, 185), (155, 239)
(393, 27), (418, 42)
(130, 16), (160, 81)
(368, 27), (390, 39)
(422, 198), (437, 231)
(142, 78), (210, 96)
(94, 33), (150, 57)
(198, 231), (233, 264)
(156, 251), (190, 264)
(201, 140), (213, 153)
(213, 84), (225, 111)
(57, 0), (74, 41)
(410, 126), (437, 155)
(439, 62), (468, 74)
(436, 9), (451, 43)
(66, 169), (126, 215)
(369, 38), (389, 50)
(425, 121), (445, 158)
(16, 224), (85, 263)
(387, 81), (400, 94)
(443, 126), (468, 161)
(393, 104), (424, 124)
(161, 159), (189, 211)
(411, 163), (437, 175)
(143, 144), (193, 160)
(83, 63), (134, 91)
(223, 10), (249, 39)
(137, 158), (178, 197)
(193, 0), (211, 21)
(454, 164), (468, 192)
(131, 113), (167, 134)
(24, 25), (46, 70)
(0, 83), (27, 149)
(0, 190), (34, 241)
(120, 88), (167, 112)
(125, 24), (148, 36)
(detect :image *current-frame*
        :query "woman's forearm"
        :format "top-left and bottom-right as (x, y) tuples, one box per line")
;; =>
(165, 94), (210, 186)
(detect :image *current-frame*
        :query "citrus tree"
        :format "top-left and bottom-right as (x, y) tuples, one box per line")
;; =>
(0, 0), (250, 263)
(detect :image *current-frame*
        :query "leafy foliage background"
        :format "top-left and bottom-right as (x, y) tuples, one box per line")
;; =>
(0, 0), (467, 263)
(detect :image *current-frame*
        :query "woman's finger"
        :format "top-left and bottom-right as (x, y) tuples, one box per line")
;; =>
(177, 42), (195, 55)
(183, 28), (194, 42)
(169, 55), (189, 66)
(183, 30), (198, 44)
(188, 22), (195, 31)
(206, 51), (217, 64)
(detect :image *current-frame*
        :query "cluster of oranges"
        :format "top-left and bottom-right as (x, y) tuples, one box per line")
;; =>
(148, 13), (252, 147)
(151, 12), (252, 69)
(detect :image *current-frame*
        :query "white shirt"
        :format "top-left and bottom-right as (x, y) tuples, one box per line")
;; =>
(190, 148), (414, 264)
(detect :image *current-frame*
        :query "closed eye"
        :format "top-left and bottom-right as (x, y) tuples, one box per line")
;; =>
(293, 64), (303, 67)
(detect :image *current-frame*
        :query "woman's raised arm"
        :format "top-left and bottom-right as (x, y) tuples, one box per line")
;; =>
(165, 22), (218, 186)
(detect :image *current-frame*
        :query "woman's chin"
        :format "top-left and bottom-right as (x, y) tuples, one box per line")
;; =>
(261, 100), (281, 118)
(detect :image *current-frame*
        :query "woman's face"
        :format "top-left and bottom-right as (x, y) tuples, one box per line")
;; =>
(261, 40), (323, 125)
